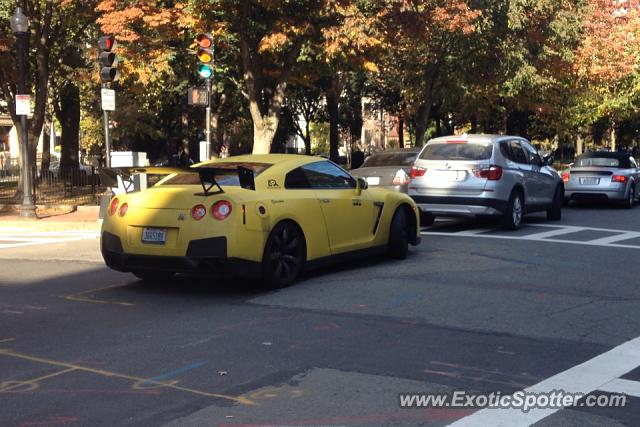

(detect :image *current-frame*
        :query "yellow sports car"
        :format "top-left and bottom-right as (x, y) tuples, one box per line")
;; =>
(100, 154), (421, 287)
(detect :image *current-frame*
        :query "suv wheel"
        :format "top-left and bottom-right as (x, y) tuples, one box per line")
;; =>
(503, 190), (524, 230)
(547, 186), (563, 221)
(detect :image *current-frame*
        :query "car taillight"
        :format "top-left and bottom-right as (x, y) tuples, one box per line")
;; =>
(109, 197), (119, 216)
(392, 169), (410, 186)
(118, 203), (128, 217)
(612, 174), (628, 183)
(191, 204), (207, 220)
(473, 165), (502, 180)
(562, 172), (570, 183)
(211, 200), (232, 220)
(410, 166), (426, 178)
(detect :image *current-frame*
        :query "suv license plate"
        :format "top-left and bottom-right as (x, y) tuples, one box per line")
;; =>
(365, 176), (380, 185)
(142, 228), (166, 244)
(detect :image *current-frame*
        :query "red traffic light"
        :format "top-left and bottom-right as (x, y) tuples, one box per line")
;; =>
(196, 33), (213, 49)
(98, 35), (117, 52)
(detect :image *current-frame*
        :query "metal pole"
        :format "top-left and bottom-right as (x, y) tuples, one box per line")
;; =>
(205, 78), (212, 159)
(16, 31), (36, 218)
(102, 83), (112, 168)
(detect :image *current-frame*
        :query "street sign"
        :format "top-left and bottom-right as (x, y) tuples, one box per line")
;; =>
(101, 88), (116, 111)
(15, 94), (30, 116)
(187, 87), (209, 107)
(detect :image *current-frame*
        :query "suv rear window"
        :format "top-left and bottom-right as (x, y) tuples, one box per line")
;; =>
(420, 143), (493, 161)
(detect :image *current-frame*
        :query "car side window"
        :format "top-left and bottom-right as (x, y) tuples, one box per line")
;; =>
(507, 141), (529, 164)
(521, 141), (543, 166)
(301, 161), (356, 189)
(285, 167), (311, 189)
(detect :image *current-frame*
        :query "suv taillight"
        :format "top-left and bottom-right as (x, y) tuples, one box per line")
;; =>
(474, 165), (502, 180)
(410, 166), (426, 178)
(562, 172), (570, 183)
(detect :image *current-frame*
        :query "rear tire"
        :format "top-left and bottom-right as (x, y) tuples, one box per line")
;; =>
(503, 190), (524, 231)
(547, 186), (563, 221)
(132, 270), (175, 282)
(389, 208), (409, 259)
(624, 185), (635, 209)
(262, 221), (305, 288)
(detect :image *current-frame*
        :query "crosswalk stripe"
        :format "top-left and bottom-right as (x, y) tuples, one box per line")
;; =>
(599, 378), (640, 398)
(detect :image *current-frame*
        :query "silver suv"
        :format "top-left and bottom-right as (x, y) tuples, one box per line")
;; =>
(408, 134), (563, 229)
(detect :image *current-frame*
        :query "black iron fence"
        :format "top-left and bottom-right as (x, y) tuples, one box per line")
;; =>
(0, 164), (106, 205)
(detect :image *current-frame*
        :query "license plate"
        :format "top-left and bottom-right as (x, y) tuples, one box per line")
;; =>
(142, 228), (166, 244)
(579, 177), (599, 185)
(365, 176), (380, 185)
(430, 170), (460, 181)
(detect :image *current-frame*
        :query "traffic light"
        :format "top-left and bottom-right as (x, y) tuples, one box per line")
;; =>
(98, 35), (119, 83)
(195, 33), (214, 79)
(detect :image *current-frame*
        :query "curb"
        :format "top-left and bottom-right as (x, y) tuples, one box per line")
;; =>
(0, 219), (102, 232)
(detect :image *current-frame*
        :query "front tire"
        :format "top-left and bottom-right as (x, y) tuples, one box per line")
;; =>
(547, 186), (563, 221)
(503, 190), (524, 230)
(262, 221), (305, 288)
(389, 208), (409, 259)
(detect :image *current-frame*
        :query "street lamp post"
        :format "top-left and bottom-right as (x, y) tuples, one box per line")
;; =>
(10, 7), (36, 218)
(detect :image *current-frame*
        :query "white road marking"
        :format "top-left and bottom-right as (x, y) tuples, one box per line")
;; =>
(599, 378), (640, 398)
(0, 230), (98, 249)
(422, 224), (640, 249)
(449, 335), (640, 426)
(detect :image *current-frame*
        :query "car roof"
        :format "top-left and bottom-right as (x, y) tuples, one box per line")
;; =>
(427, 134), (523, 144)
(369, 147), (421, 154)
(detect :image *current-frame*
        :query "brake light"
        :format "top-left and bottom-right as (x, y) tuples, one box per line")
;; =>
(392, 169), (410, 186)
(410, 166), (426, 178)
(109, 197), (119, 216)
(562, 172), (570, 183)
(191, 204), (207, 220)
(473, 165), (503, 180)
(118, 203), (128, 217)
(612, 174), (628, 183)
(211, 200), (232, 220)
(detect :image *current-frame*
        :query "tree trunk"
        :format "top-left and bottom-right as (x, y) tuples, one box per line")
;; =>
(304, 120), (311, 155)
(398, 118), (404, 148)
(56, 83), (80, 175)
(253, 123), (278, 155)
(41, 110), (52, 175)
(414, 102), (432, 147)
(326, 79), (340, 162)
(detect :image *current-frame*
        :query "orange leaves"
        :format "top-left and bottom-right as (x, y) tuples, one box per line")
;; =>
(259, 32), (292, 53)
(575, 0), (640, 86)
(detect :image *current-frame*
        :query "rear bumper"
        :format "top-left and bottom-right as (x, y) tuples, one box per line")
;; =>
(101, 231), (261, 278)
(410, 195), (507, 216)
(565, 188), (627, 202)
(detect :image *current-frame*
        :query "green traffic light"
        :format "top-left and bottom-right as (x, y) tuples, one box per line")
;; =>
(197, 64), (213, 79)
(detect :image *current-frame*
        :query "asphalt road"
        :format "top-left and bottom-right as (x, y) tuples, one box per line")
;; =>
(1, 203), (640, 426)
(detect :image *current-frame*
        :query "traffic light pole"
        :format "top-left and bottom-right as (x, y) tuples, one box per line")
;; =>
(205, 78), (212, 160)
(102, 83), (112, 168)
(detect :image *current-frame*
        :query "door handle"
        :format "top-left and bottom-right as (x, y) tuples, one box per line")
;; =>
(321, 199), (330, 203)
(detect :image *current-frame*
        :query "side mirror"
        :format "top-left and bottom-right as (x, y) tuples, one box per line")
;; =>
(542, 154), (554, 166)
(356, 177), (368, 195)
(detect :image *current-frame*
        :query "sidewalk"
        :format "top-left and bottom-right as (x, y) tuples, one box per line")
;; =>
(0, 205), (102, 232)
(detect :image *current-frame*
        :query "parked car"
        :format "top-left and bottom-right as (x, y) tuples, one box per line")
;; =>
(408, 134), (563, 229)
(350, 148), (420, 193)
(563, 151), (639, 208)
(101, 154), (421, 288)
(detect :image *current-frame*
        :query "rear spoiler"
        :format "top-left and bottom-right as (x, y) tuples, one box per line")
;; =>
(100, 166), (256, 195)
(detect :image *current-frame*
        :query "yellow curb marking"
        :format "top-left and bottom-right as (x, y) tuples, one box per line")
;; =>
(0, 349), (254, 405)
(0, 368), (78, 393)
(62, 283), (135, 307)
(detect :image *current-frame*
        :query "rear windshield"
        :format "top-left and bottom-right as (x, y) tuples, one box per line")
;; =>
(362, 152), (418, 167)
(161, 162), (272, 186)
(420, 143), (493, 161)
(574, 157), (620, 168)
